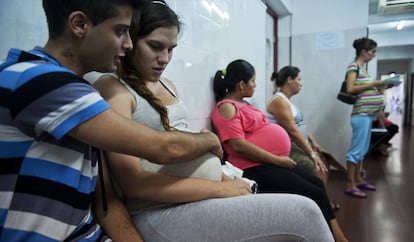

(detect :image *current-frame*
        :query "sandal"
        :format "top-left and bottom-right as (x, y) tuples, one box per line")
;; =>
(344, 189), (367, 198)
(356, 182), (376, 191)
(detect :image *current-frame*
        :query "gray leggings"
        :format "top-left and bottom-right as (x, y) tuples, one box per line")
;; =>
(133, 194), (334, 242)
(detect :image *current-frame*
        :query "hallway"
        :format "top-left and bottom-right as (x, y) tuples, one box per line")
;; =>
(327, 118), (414, 242)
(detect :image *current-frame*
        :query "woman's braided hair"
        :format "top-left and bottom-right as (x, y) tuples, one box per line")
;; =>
(117, 0), (181, 131)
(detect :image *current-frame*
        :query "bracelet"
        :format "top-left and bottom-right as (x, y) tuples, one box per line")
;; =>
(310, 151), (318, 158)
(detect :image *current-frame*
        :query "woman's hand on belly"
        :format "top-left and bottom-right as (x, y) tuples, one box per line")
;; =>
(216, 178), (253, 197)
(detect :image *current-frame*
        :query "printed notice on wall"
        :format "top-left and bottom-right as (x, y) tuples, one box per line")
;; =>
(316, 32), (344, 50)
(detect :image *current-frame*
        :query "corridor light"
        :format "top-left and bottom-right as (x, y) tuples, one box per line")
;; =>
(201, 0), (212, 13)
(397, 20), (406, 30)
(201, 0), (229, 20)
(211, 3), (229, 20)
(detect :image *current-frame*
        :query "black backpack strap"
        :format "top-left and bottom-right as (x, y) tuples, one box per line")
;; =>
(92, 146), (108, 212)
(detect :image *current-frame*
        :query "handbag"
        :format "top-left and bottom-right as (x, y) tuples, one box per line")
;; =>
(337, 66), (359, 105)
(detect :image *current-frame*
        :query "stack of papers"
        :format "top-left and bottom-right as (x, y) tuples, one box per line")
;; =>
(372, 128), (388, 133)
(385, 74), (401, 87)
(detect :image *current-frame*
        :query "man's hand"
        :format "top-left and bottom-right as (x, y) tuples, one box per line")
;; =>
(200, 128), (224, 160)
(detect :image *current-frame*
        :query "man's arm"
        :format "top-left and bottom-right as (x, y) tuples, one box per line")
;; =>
(68, 109), (223, 164)
(92, 155), (144, 242)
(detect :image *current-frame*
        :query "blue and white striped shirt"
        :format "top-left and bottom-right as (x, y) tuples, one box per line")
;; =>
(0, 48), (109, 242)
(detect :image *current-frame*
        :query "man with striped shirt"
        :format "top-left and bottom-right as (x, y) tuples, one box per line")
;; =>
(0, 1), (223, 241)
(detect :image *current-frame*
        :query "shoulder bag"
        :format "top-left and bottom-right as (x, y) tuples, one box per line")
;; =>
(337, 66), (359, 105)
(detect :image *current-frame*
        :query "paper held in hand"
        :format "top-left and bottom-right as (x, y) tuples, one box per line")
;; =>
(385, 74), (401, 87)
(371, 128), (388, 133)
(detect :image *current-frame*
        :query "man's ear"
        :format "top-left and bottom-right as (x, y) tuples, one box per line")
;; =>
(68, 11), (90, 38)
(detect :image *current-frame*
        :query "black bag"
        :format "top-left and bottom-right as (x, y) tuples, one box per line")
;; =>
(337, 66), (359, 105)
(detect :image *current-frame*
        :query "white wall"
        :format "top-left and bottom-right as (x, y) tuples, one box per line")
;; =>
(0, 0), (268, 132)
(164, 0), (267, 130)
(0, 1), (47, 59)
(371, 29), (414, 48)
(291, 0), (369, 35)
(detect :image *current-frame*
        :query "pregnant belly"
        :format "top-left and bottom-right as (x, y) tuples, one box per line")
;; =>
(247, 123), (291, 156)
(141, 152), (222, 181)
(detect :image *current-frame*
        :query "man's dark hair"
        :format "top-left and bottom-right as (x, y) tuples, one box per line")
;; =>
(42, 0), (150, 39)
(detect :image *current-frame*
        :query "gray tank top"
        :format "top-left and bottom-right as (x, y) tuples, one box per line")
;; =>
(116, 76), (222, 215)
(120, 77), (188, 131)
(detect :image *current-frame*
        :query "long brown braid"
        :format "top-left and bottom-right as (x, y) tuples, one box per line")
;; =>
(117, 59), (173, 131)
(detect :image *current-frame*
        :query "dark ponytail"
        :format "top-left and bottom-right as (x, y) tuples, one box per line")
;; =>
(213, 59), (255, 102)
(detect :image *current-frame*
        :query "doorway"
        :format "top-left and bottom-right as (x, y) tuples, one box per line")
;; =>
(265, 5), (278, 104)
(381, 73), (405, 127)
(378, 59), (412, 127)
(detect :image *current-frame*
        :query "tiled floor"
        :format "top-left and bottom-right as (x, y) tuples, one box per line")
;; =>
(327, 115), (413, 242)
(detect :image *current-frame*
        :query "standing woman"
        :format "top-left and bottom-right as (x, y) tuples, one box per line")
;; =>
(343, 37), (386, 198)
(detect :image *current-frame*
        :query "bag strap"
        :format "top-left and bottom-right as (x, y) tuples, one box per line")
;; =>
(344, 64), (360, 81)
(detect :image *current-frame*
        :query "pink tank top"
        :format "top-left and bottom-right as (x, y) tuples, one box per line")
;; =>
(212, 99), (291, 169)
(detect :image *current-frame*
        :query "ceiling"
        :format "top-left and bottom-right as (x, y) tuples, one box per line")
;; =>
(368, 0), (414, 34)
(263, 0), (414, 34)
